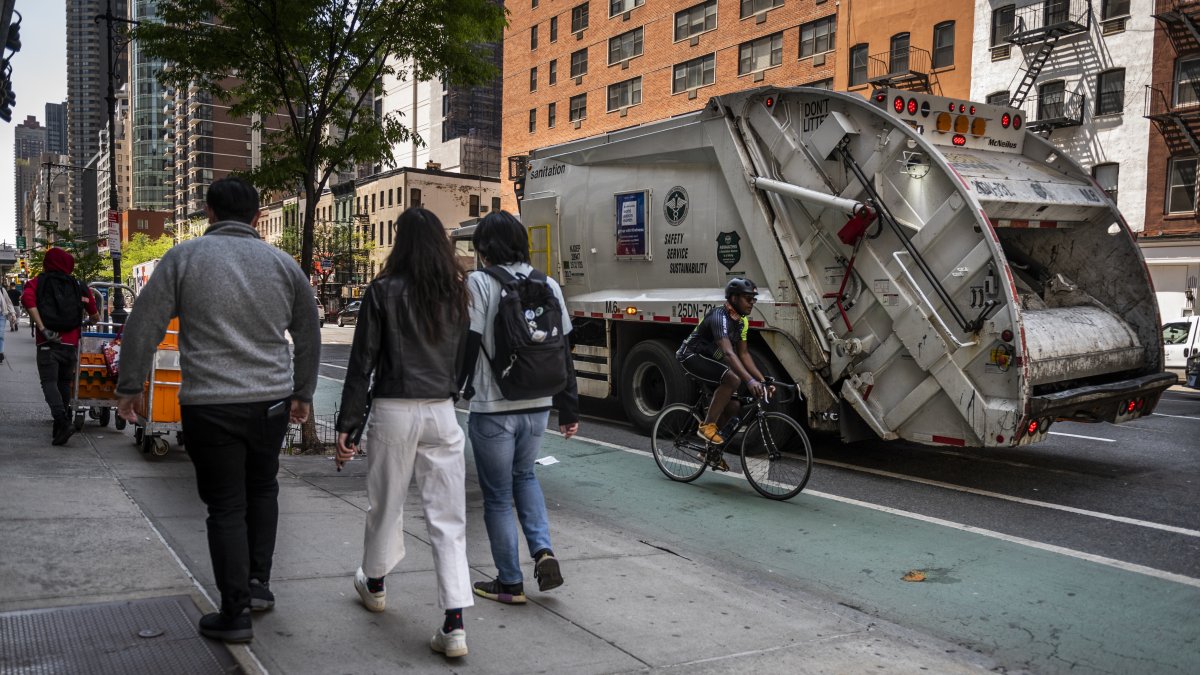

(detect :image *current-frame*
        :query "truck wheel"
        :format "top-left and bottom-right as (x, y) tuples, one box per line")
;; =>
(621, 339), (695, 434)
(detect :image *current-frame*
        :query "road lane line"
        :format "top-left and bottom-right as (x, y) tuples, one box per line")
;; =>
(805, 490), (1200, 589)
(318, 374), (343, 383)
(815, 459), (1200, 537)
(1147, 408), (1200, 417)
(320, 362), (347, 369)
(1048, 431), (1115, 442)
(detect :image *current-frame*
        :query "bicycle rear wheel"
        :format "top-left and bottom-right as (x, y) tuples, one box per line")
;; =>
(740, 412), (812, 500)
(651, 403), (709, 483)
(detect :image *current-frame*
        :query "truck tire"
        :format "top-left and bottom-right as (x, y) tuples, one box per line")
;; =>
(620, 339), (694, 433)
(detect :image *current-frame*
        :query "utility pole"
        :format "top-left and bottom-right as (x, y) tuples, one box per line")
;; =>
(97, 1), (137, 323)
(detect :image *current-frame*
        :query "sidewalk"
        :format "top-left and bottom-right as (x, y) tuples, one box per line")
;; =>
(0, 324), (996, 674)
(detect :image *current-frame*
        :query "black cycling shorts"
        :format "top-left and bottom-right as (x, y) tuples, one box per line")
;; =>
(678, 350), (731, 386)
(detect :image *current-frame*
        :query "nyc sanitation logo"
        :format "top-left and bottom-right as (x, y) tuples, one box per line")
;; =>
(664, 186), (689, 226)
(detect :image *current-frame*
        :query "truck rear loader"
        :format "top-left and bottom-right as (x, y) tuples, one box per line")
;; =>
(513, 87), (1175, 447)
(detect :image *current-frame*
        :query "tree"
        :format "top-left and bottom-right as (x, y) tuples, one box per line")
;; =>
(135, 0), (506, 280)
(120, 234), (175, 278)
(28, 223), (113, 283)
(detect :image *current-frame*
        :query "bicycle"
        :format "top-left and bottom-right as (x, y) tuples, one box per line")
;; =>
(650, 377), (813, 500)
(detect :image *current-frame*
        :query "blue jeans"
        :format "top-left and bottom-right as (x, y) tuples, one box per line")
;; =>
(468, 411), (553, 585)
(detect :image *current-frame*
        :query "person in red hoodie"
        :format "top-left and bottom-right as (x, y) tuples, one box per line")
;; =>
(22, 247), (99, 445)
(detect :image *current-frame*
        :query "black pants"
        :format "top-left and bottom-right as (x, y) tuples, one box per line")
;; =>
(36, 343), (76, 422)
(182, 399), (290, 616)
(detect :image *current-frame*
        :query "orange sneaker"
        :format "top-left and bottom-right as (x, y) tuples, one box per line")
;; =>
(697, 423), (724, 445)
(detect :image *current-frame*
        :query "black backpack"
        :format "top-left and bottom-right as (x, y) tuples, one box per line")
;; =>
(481, 266), (569, 400)
(35, 271), (86, 332)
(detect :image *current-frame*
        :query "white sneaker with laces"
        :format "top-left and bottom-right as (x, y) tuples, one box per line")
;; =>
(431, 628), (467, 658)
(353, 567), (385, 612)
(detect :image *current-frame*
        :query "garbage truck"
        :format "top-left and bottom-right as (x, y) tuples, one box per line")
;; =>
(511, 86), (1175, 447)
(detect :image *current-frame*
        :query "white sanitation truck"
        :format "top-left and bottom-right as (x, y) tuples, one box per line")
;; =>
(513, 86), (1175, 447)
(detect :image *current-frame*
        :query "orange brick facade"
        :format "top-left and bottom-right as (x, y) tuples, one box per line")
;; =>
(500, 0), (973, 210)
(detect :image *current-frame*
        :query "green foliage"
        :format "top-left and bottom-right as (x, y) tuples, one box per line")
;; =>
(135, 0), (507, 275)
(27, 223), (113, 283)
(120, 234), (176, 278)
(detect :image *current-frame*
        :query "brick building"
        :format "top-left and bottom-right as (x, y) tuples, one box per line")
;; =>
(502, 0), (846, 208)
(1144, 0), (1200, 319)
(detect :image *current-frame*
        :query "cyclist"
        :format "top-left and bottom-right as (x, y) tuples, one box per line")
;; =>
(676, 277), (773, 448)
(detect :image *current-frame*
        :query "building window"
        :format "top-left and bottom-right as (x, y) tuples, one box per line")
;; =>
(469, 194), (481, 217)
(531, 25), (538, 50)
(388, 189), (394, 206)
(609, 27), (644, 65)
(549, 59), (558, 85)
(607, 76), (642, 111)
(1102, 0), (1130, 19)
(571, 48), (589, 78)
(889, 33), (910, 73)
(799, 16), (836, 58)
(572, 3), (589, 32)
(738, 32), (783, 75)
(1167, 156), (1197, 213)
(673, 53), (716, 93)
(411, 188), (422, 208)
(533, 0), (538, 7)
(1174, 57), (1200, 107)
(932, 21), (954, 68)
(1092, 163), (1119, 203)
(548, 102), (557, 128)
(609, 0), (643, 17)
(1038, 80), (1065, 120)
(804, 78), (833, 90)
(992, 5), (1015, 46)
(570, 93), (588, 122)
(675, 0), (717, 42)
(550, 16), (558, 42)
(530, 67), (538, 92)
(740, 0), (782, 20)
(1095, 69), (1125, 115)
(986, 90), (1010, 106)
(529, 108), (537, 133)
(849, 43), (869, 86)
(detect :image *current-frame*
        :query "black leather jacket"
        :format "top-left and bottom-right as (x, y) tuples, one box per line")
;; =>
(335, 276), (467, 437)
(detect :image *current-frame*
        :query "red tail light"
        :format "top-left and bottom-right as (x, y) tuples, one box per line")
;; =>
(1127, 400), (1137, 413)
(1013, 116), (1023, 130)
(1001, 113), (1011, 128)
(1027, 419), (1039, 435)
(894, 96), (905, 113)
(952, 134), (967, 146)
(907, 98), (919, 114)
(1135, 398), (1145, 411)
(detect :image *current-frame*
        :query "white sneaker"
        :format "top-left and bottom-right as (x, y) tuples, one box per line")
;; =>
(353, 567), (385, 612)
(430, 628), (467, 658)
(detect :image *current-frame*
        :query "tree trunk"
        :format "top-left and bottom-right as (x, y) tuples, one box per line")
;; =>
(297, 176), (325, 454)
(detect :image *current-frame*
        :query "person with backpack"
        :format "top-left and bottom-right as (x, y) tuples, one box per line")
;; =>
(458, 210), (579, 605)
(21, 247), (100, 445)
(334, 207), (474, 659)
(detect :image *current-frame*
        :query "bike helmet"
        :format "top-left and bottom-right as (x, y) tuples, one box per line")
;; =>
(725, 277), (758, 299)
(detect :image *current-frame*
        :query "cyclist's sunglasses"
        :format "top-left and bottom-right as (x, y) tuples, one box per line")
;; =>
(739, 293), (758, 303)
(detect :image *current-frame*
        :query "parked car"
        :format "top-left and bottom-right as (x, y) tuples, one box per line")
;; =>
(337, 301), (361, 327)
(1163, 316), (1200, 378)
(316, 297), (325, 327)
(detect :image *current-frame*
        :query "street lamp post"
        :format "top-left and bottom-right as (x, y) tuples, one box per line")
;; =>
(98, 1), (138, 324)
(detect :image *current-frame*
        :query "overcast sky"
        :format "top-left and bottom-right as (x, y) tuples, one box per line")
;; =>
(2, 2), (67, 247)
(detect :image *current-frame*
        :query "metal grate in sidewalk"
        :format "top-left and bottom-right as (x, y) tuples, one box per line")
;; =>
(0, 595), (242, 675)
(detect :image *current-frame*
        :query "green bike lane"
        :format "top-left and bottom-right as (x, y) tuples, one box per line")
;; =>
(311, 376), (1198, 673)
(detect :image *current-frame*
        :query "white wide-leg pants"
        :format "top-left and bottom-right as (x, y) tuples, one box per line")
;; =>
(361, 398), (474, 610)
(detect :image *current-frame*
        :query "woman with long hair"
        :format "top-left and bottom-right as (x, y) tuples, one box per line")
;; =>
(335, 207), (473, 658)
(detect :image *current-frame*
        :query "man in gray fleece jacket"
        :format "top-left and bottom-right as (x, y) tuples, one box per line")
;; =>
(116, 176), (320, 643)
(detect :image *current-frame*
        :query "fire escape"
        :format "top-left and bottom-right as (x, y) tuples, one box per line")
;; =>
(1147, 0), (1200, 156)
(867, 43), (932, 92)
(1007, 1), (1091, 132)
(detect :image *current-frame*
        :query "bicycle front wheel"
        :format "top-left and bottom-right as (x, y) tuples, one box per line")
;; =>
(651, 404), (709, 483)
(740, 412), (813, 500)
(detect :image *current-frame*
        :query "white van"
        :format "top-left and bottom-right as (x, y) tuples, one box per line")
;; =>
(1163, 316), (1200, 377)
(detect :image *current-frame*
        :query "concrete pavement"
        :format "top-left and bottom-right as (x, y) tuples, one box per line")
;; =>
(0, 324), (996, 674)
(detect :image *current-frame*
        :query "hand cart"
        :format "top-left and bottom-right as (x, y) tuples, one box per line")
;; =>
(70, 283), (135, 433)
(132, 316), (182, 459)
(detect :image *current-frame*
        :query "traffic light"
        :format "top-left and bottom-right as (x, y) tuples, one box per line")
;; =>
(1, 2), (19, 123)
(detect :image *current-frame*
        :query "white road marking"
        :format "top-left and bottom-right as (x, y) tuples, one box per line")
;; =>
(1048, 431), (1115, 443)
(492, 413), (1200, 588)
(318, 374), (343, 383)
(320, 362), (347, 370)
(1152, 412), (1200, 421)
(815, 459), (1200, 538)
(807, 490), (1200, 589)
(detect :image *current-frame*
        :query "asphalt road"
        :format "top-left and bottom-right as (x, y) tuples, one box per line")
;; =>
(313, 326), (1200, 672)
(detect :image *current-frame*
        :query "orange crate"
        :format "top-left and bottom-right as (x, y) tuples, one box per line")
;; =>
(158, 318), (180, 350)
(136, 352), (181, 423)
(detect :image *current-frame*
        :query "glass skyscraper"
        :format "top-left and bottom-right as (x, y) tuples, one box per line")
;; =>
(129, 0), (170, 211)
